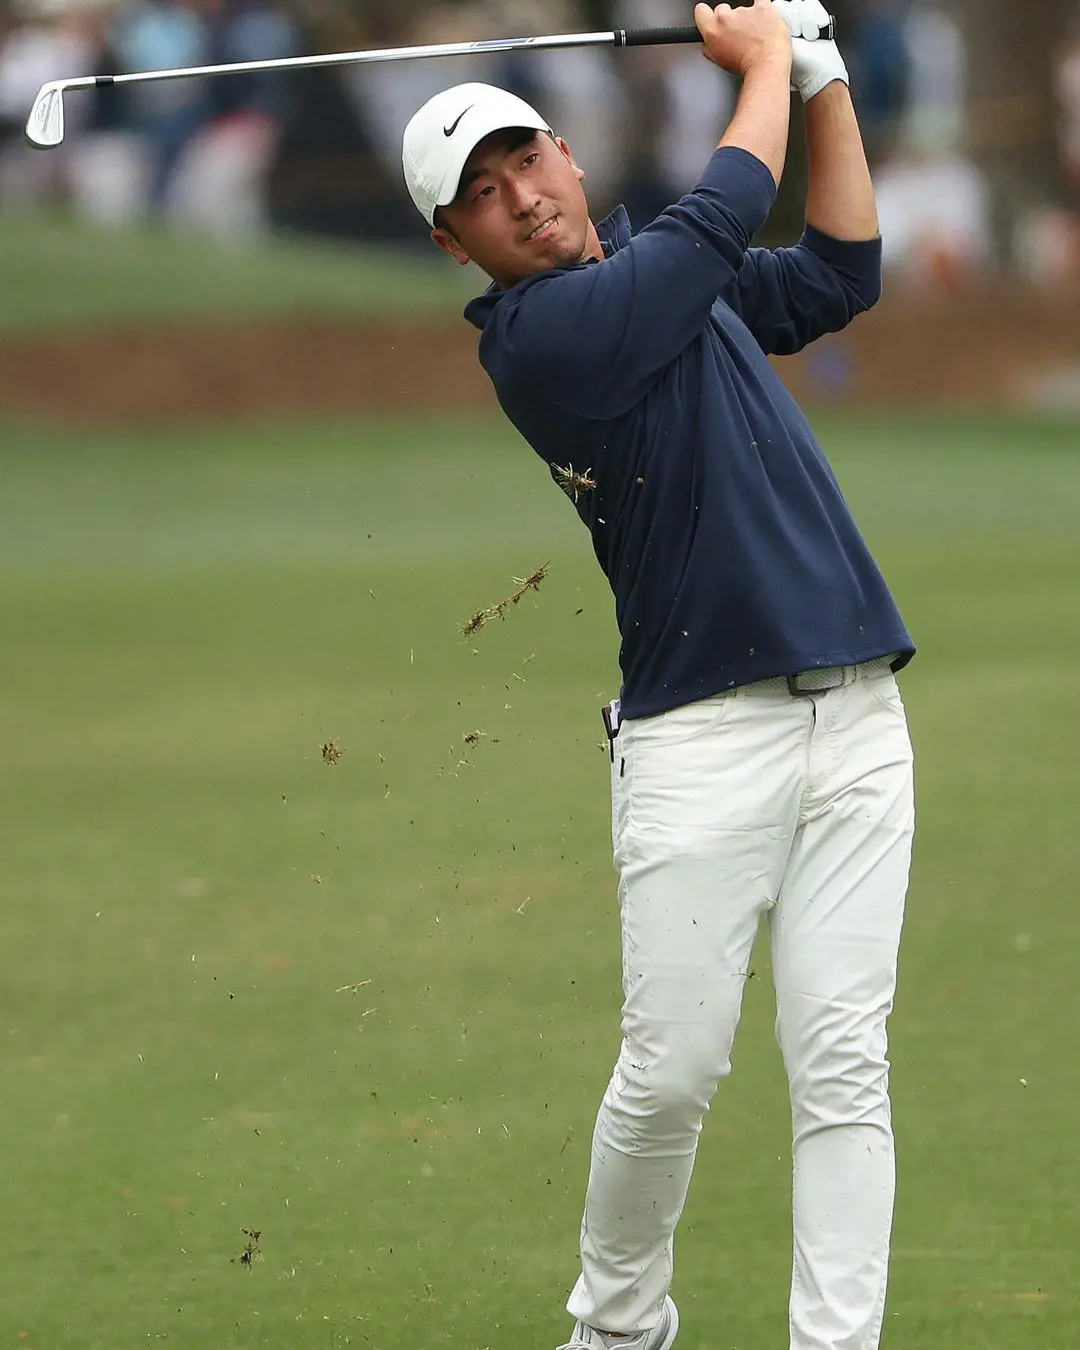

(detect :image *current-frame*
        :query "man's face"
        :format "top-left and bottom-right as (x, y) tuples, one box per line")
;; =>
(432, 129), (597, 288)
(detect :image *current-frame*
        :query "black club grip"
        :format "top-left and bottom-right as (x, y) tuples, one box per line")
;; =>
(619, 26), (704, 46)
(620, 15), (836, 46)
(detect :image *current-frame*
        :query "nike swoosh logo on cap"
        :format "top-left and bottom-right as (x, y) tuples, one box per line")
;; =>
(443, 105), (474, 137)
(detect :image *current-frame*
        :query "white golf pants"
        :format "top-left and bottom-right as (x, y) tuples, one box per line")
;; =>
(567, 671), (915, 1349)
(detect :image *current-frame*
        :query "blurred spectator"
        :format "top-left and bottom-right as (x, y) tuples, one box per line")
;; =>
(874, 122), (992, 290)
(109, 0), (297, 231)
(847, 0), (909, 164)
(903, 0), (966, 155)
(202, 0), (295, 122)
(111, 0), (208, 209)
(166, 0), (298, 234)
(868, 0), (993, 291)
(0, 0), (104, 205)
(1015, 5), (1080, 290)
(1058, 3), (1080, 195)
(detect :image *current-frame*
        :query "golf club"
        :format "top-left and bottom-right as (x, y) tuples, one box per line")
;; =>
(25, 12), (836, 151)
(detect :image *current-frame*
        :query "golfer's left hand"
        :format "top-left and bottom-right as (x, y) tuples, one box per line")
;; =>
(771, 0), (849, 102)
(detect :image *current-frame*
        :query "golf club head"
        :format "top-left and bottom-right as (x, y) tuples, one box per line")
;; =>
(25, 81), (66, 149)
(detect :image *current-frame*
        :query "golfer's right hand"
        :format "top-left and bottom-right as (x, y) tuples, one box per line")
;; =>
(695, 0), (792, 78)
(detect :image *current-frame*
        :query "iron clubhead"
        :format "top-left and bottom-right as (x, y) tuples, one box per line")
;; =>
(25, 81), (66, 149)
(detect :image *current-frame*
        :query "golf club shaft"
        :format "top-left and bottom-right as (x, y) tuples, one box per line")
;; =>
(49, 19), (834, 97)
(25, 7), (837, 148)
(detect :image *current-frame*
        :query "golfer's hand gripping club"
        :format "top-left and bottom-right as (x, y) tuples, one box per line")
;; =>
(694, 1), (793, 78)
(622, 0), (834, 48)
(771, 0), (849, 101)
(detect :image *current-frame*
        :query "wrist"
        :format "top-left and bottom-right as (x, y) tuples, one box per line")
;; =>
(802, 75), (848, 103)
(743, 47), (793, 82)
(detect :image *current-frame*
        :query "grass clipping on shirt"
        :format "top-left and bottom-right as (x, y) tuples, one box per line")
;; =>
(552, 463), (596, 503)
(462, 563), (550, 638)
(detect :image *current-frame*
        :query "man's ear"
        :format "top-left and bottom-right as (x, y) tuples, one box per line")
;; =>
(432, 226), (471, 267)
(556, 135), (586, 184)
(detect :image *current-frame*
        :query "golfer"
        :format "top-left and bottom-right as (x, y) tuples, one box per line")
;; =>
(403, 3), (915, 1347)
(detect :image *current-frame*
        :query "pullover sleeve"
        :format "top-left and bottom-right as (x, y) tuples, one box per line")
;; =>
(726, 225), (883, 356)
(484, 147), (777, 419)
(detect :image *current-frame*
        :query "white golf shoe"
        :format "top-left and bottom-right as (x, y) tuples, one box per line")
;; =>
(556, 1296), (679, 1350)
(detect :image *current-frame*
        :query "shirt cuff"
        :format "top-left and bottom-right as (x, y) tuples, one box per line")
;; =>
(800, 223), (883, 267)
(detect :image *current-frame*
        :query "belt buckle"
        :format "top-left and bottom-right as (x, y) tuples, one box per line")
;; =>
(787, 667), (846, 695)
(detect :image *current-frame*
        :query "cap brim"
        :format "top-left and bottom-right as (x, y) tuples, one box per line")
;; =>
(433, 110), (551, 214)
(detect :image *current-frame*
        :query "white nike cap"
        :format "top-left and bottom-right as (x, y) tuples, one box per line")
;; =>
(402, 82), (552, 227)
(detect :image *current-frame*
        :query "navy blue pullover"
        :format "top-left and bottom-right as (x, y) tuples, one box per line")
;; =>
(464, 146), (914, 719)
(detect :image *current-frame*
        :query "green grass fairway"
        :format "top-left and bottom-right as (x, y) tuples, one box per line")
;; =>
(1, 410), (1078, 1348)
(0, 215), (473, 333)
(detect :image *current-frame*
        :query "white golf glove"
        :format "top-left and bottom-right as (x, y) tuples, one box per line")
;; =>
(772, 0), (849, 103)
